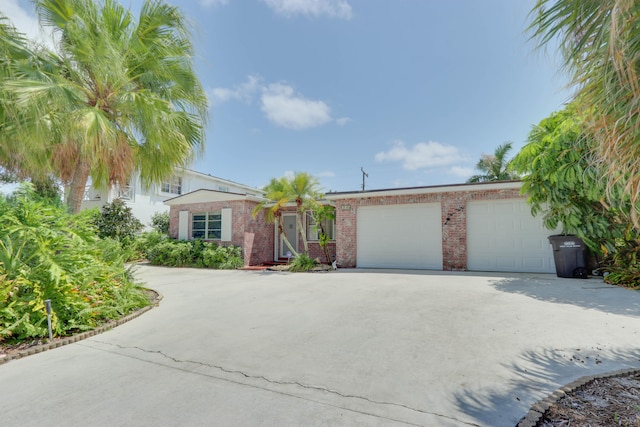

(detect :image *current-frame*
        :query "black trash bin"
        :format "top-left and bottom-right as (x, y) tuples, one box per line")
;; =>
(548, 235), (588, 279)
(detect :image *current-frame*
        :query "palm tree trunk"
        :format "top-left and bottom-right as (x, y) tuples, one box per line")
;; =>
(278, 215), (299, 258)
(297, 210), (308, 254)
(66, 160), (91, 214)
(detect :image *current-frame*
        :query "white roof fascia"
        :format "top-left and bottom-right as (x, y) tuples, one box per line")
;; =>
(181, 168), (264, 195)
(324, 181), (523, 200)
(164, 189), (267, 206)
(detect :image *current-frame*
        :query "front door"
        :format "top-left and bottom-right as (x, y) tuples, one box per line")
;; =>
(279, 214), (298, 259)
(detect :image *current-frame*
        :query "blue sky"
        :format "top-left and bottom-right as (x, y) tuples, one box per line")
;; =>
(4, 0), (570, 193)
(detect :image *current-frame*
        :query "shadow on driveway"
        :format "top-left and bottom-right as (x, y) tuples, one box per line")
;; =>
(488, 275), (640, 318)
(453, 347), (640, 426)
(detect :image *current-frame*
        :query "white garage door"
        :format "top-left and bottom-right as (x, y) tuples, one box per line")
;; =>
(467, 199), (556, 273)
(357, 204), (442, 269)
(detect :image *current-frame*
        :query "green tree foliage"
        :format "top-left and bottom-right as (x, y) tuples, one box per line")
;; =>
(253, 172), (323, 256)
(0, 185), (149, 341)
(0, 0), (207, 213)
(92, 199), (143, 244)
(512, 106), (629, 254)
(467, 142), (519, 183)
(529, 0), (640, 227)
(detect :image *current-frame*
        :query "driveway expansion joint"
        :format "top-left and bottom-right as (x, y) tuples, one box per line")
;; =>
(87, 339), (480, 427)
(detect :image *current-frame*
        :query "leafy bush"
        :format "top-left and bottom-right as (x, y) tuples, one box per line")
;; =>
(146, 238), (243, 269)
(92, 199), (143, 244)
(202, 245), (243, 269)
(0, 185), (149, 341)
(130, 231), (169, 261)
(288, 253), (317, 272)
(600, 233), (640, 289)
(150, 211), (170, 235)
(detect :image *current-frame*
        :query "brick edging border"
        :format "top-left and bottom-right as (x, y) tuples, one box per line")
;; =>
(517, 367), (640, 427)
(0, 289), (163, 366)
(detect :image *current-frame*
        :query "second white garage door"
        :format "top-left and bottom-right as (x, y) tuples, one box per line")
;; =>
(467, 199), (557, 273)
(357, 203), (442, 269)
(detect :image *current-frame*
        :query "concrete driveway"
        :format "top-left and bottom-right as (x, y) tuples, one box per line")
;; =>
(1, 266), (640, 426)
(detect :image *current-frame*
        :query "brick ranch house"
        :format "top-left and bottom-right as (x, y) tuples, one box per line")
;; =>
(165, 180), (559, 273)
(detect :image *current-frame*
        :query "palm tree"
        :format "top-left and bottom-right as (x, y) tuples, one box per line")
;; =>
(252, 172), (322, 257)
(529, 0), (640, 226)
(467, 142), (518, 183)
(0, 0), (207, 213)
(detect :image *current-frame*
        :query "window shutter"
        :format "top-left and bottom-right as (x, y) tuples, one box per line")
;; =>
(178, 211), (189, 240)
(221, 208), (232, 242)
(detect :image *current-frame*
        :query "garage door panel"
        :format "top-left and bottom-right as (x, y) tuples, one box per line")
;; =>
(357, 204), (442, 270)
(467, 199), (557, 273)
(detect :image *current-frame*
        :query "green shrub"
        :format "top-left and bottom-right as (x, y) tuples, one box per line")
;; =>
(130, 231), (169, 261)
(0, 185), (149, 342)
(202, 244), (243, 269)
(93, 199), (143, 244)
(145, 238), (243, 269)
(150, 211), (170, 235)
(289, 253), (317, 272)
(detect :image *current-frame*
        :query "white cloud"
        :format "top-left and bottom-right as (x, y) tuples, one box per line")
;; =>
(375, 140), (464, 171)
(1, 0), (54, 48)
(335, 117), (351, 126)
(209, 75), (262, 105)
(262, 0), (352, 19)
(261, 83), (332, 130)
(317, 170), (336, 178)
(199, 0), (229, 7)
(449, 166), (475, 178)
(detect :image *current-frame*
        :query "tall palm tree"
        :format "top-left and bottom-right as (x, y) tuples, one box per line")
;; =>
(0, 0), (207, 212)
(529, 0), (640, 226)
(252, 172), (322, 257)
(467, 142), (518, 183)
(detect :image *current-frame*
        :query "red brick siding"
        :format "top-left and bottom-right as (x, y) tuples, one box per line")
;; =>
(334, 188), (522, 270)
(169, 200), (274, 266)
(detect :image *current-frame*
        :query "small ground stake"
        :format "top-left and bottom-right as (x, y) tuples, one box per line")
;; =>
(45, 299), (53, 341)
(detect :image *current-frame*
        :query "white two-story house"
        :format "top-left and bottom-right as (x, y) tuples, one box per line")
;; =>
(81, 169), (263, 228)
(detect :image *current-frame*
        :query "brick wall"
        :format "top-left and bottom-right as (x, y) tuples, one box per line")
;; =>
(169, 200), (274, 266)
(333, 187), (522, 270)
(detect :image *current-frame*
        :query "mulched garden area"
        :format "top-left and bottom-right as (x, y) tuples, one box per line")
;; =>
(537, 373), (640, 426)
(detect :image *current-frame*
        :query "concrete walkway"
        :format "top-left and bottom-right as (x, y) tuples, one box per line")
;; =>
(1, 266), (640, 426)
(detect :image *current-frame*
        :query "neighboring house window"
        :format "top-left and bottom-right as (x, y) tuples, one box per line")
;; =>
(218, 186), (229, 192)
(161, 176), (182, 195)
(307, 212), (335, 241)
(192, 212), (222, 240)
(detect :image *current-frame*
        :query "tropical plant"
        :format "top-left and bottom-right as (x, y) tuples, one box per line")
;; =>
(309, 205), (336, 264)
(529, 0), (640, 227)
(288, 253), (317, 272)
(467, 142), (519, 183)
(252, 172), (323, 257)
(0, 184), (149, 341)
(512, 106), (630, 254)
(0, 0), (207, 213)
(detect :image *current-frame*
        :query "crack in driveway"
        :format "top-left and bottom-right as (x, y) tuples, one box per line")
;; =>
(85, 339), (480, 427)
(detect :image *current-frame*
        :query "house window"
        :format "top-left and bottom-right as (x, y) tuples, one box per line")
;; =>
(192, 212), (222, 240)
(161, 176), (182, 195)
(218, 186), (229, 192)
(307, 212), (335, 241)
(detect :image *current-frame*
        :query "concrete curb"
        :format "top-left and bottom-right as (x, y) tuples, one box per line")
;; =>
(516, 367), (640, 427)
(0, 289), (162, 366)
